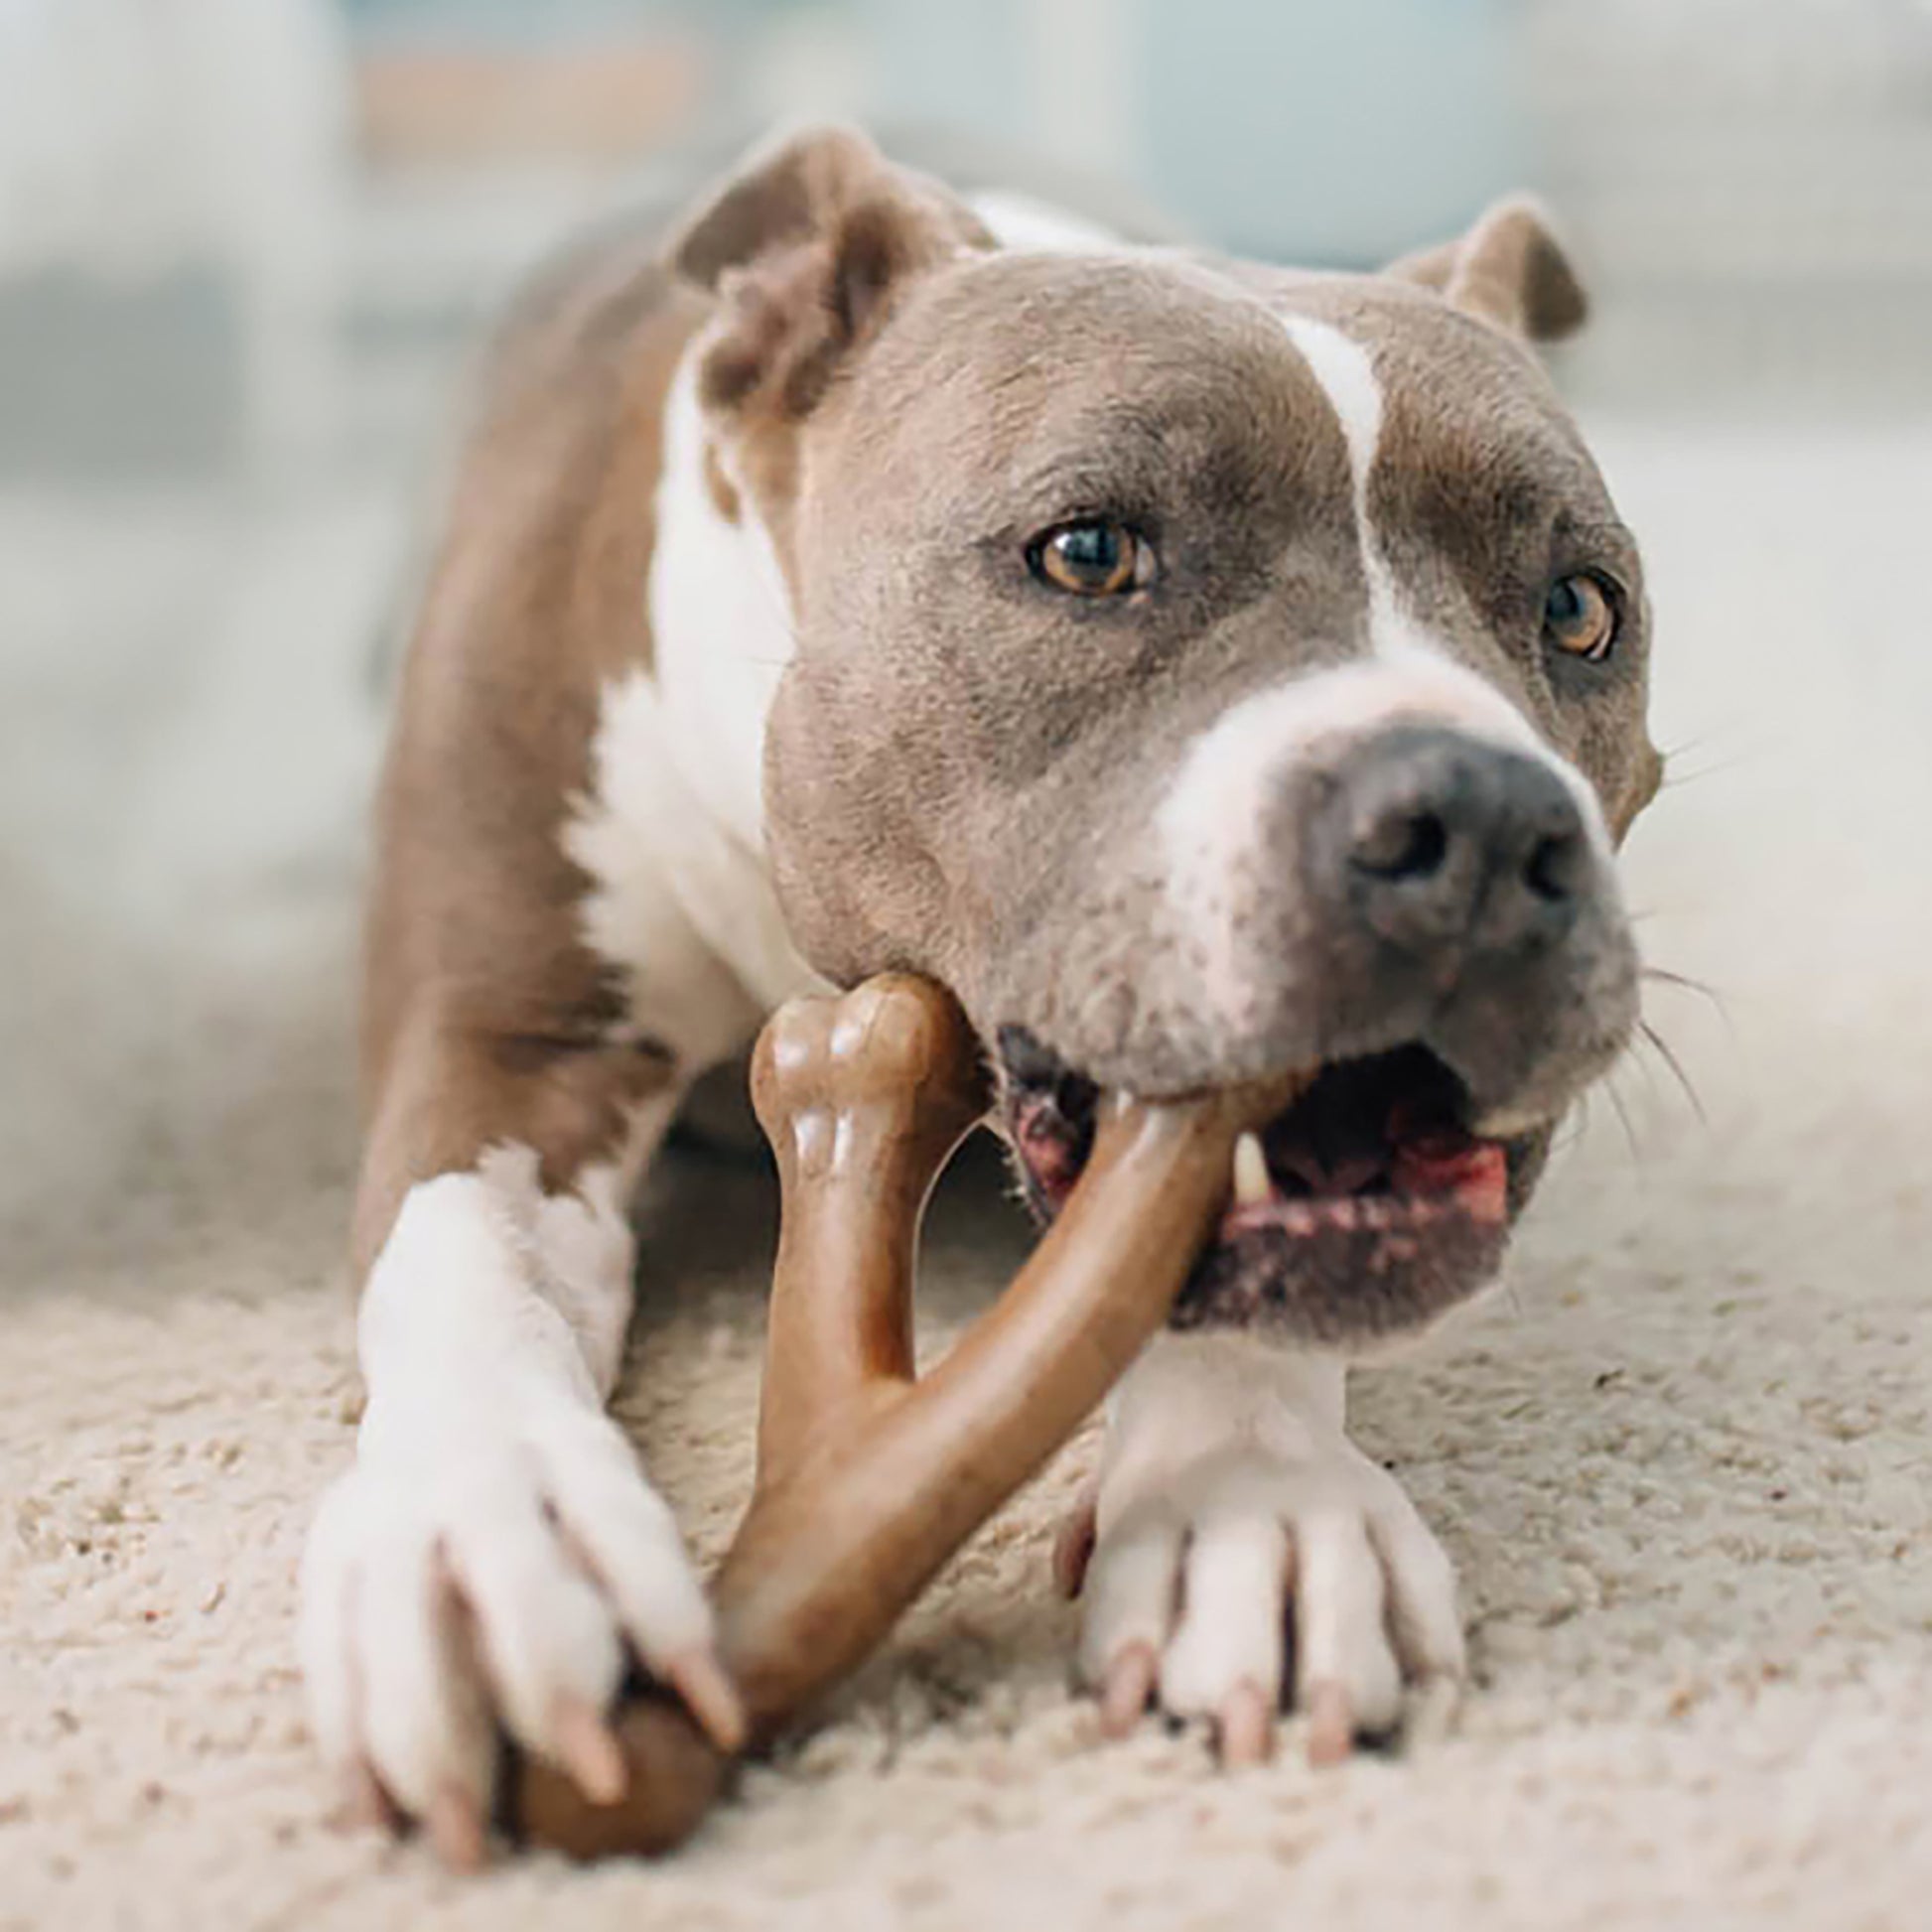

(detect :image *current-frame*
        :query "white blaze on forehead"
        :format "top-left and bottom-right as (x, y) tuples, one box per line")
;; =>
(1157, 307), (1615, 1023)
(1279, 312), (1427, 662)
(1279, 316), (1384, 507)
(1274, 311), (1599, 784)
(1277, 307), (1617, 783)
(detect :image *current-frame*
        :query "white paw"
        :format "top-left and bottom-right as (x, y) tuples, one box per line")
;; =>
(297, 1376), (740, 1863)
(1065, 1340), (1464, 1764)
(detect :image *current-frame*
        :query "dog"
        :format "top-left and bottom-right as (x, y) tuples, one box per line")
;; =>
(298, 125), (1660, 1862)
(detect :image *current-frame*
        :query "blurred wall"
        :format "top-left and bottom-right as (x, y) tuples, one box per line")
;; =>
(2, 0), (1930, 490)
(0, 0), (353, 478)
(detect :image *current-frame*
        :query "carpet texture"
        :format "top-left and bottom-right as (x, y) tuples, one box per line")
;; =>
(3, 420), (1929, 1930)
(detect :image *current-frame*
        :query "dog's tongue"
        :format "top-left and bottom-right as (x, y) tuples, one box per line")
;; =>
(1391, 1136), (1509, 1221)
(1014, 1096), (1083, 1205)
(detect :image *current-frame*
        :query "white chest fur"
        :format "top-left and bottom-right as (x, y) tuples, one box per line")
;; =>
(646, 356), (795, 863)
(562, 354), (817, 1065)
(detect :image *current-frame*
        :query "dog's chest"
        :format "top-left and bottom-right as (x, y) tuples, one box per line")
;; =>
(562, 358), (817, 1062)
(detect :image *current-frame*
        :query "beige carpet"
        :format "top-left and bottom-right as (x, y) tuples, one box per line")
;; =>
(4, 419), (1930, 1931)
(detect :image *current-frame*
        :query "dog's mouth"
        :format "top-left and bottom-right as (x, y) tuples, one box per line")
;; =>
(999, 1032), (1524, 1345)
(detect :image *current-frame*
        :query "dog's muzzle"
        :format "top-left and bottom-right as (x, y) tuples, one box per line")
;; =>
(998, 724), (1627, 1346)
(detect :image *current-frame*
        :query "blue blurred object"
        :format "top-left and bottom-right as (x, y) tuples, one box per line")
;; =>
(1137, 0), (1523, 263)
(859, 0), (1524, 265)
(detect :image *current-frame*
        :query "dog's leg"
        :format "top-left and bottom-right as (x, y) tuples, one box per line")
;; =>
(1064, 1332), (1465, 1765)
(297, 1011), (747, 1865)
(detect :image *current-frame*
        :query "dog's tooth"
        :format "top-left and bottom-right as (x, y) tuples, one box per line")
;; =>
(1232, 1132), (1271, 1207)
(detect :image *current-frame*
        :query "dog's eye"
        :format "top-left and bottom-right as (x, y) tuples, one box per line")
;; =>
(1029, 519), (1155, 597)
(1543, 572), (1618, 662)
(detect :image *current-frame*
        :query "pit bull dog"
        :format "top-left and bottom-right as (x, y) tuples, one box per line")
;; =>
(298, 126), (1660, 1861)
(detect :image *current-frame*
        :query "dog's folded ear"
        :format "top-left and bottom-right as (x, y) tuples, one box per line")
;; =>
(1386, 196), (1587, 344)
(670, 125), (989, 419)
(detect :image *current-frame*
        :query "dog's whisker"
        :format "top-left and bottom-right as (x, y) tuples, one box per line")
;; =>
(1651, 723), (1755, 799)
(1641, 964), (1724, 1005)
(1621, 1035), (1664, 1104)
(1601, 1071), (1646, 1173)
(1655, 759), (1748, 793)
(1642, 963), (1740, 1050)
(1546, 1092), (1594, 1168)
(1635, 1018), (1708, 1126)
(1645, 966), (1723, 997)
(1658, 723), (1747, 768)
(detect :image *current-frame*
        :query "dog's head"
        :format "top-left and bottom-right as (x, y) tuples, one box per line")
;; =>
(672, 128), (1660, 1350)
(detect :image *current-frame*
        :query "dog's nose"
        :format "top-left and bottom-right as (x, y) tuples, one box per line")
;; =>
(1321, 726), (1589, 958)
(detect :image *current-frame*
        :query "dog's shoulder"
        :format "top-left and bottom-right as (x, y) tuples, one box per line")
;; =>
(365, 207), (715, 1070)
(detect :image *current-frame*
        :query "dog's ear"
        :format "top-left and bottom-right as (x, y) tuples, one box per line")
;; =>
(670, 125), (989, 419)
(1386, 196), (1587, 344)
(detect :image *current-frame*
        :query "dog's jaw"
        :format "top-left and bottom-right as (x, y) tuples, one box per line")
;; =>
(997, 1029), (1560, 1350)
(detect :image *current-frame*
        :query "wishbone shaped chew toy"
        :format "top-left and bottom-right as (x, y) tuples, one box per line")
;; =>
(511, 973), (1273, 1859)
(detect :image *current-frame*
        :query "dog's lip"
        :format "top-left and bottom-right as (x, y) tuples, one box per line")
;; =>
(1002, 1035), (1523, 1336)
(1007, 1038), (1509, 1209)
(1213, 1135), (1509, 1243)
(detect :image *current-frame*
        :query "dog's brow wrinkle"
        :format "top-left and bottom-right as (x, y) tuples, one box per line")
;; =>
(1019, 458), (1139, 502)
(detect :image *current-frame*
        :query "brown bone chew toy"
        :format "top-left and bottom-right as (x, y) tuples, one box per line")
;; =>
(510, 973), (1280, 1859)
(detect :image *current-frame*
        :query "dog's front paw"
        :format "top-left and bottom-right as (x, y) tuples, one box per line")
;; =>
(297, 1382), (740, 1864)
(1063, 1342), (1464, 1766)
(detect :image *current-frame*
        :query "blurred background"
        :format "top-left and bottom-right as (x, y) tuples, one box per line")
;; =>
(3, 0), (1929, 1248)
(9, 0), (1932, 484)
(8, 15), (1932, 1919)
